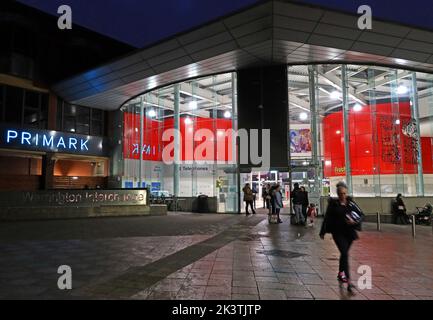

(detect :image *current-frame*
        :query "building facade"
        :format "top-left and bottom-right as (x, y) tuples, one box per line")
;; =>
(4, 0), (433, 214)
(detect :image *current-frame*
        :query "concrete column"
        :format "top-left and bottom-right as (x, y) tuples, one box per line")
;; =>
(41, 152), (55, 190)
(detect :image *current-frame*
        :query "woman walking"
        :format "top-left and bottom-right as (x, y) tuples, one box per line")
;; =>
(320, 182), (363, 293)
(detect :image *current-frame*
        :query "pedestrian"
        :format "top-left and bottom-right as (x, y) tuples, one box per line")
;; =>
(319, 182), (364, 293)
(307, 203), (317, 227)
(392, 193), (409, 224)
(265, 184), (272, 214)
(272, 184), (283, 223)
(291, 183), (304, 225)
(242, 183), (256, 216)
(252, 185), (258, 210)
(262, 184), (268, 209)
(300, 186), (309, 223)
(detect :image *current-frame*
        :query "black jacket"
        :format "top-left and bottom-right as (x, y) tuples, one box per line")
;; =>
(291, 188), (303, 205)
(320, 197), (364, 241)
(300, 191), (309, 207)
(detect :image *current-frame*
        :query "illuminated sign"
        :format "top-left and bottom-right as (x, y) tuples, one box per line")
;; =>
(0, 189), (148, 207)
(0, 125), (109, 156)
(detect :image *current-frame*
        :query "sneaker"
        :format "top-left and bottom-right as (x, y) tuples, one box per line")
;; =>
(337, 272), (348, 283)
(347, 283), (356, 293)
(278, 219), (283, 223)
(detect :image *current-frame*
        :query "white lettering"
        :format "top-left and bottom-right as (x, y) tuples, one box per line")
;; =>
(21, 132), (31, 145)
(57, 5), (72, 30)
(57, 136), (66, 149)
(6, 130), (18, 143)
(57, 265), (72, 290)
(357, 5), (372, 30)
(69, 137), (77, 150)
(43, 135), (54, 147)
(81, 139), (89, 151)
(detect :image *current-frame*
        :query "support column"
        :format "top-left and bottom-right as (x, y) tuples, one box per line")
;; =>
(173, 84), (180, 199)
(341, 65), (353, 194)
(139, 96), (144, 188)
(41, 152), (55, 190)
(308, 65), (322, 210)
(411, 73), (425, 196)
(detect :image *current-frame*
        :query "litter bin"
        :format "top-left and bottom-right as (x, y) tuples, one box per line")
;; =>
(197, 194), (210, 213)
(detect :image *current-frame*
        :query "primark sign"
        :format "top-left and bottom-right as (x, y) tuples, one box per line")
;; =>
(0, 125), (109, 156)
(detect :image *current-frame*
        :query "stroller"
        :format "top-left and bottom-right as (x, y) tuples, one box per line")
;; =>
(414, 204), (432, 225)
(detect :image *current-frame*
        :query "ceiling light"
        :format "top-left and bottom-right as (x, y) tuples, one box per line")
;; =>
(336, 130), (341, 134)
(184, 117), (193, 125)
(224, 111), (232, 118)
(188, 101), (198, 110)
(353, 103), (362, 112)
(395, 119), (400, 125)
(299, 112), (308, 121)
(330, 91), (341, 99)
(147, 109), (156, 118)
(397, 85), (408, 95)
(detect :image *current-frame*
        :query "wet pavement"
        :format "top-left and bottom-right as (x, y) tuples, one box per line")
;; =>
(0, 210), (432, 300)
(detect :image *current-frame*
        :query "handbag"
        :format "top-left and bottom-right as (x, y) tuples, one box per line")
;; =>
(345, 200), (364, 230)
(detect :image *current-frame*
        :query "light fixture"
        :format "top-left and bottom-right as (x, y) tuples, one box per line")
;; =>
(395, 119), (401, 125)
(336, 130), (341, 134)
(299, 112), (308, 121)
(224, 111), (232, 118)
(72, 177), (79, 180)
(330, 91), (341, 99)
(365, 150), (370, 154)
(184, 117), (193, 125)
(397, 85), (408, 95)
(325, 160), (332, 166)
(188, 101), (198, 110)
(134, 128), (138, 133)
(147, 109), (156, 118)
(353, 103), (362, 112)
(302, 161), (308, 166)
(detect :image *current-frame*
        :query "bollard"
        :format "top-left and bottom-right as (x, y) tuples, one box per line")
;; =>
(412, 215), (416, 238)
(376, 212), (381, 231)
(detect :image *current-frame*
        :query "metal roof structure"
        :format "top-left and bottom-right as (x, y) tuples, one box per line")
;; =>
(53, 0), (433, 111)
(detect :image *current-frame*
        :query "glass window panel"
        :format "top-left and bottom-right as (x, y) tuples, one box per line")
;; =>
(5, 86), (23, 124)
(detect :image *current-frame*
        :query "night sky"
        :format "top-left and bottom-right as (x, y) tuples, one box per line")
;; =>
(17, 0), (433, 48)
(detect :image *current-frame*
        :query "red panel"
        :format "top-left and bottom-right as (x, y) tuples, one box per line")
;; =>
(123, 113), (233, 162)
(323, 101), (428, 176)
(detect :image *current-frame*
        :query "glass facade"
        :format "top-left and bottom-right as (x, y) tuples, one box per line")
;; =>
(120, 73), (239, 213)
(57, 99), (106, 136)
(117, 64), (433, 213)
(288, 64), (433, 199)
(0, 84), (48, 128)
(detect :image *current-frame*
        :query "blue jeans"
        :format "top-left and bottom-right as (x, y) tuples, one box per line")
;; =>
(294, 204), (304, 224)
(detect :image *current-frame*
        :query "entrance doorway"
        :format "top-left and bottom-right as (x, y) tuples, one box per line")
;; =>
(240, 171), (291, 212)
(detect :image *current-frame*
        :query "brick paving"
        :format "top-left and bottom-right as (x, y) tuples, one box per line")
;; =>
(0, 210), (432, 300)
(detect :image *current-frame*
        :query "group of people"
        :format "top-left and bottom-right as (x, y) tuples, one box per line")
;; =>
(290, 183), (316, 226)
(242, 183), (284, 223)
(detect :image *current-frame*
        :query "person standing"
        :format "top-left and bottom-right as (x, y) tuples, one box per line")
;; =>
(300, 186), (309, 223)
(392, 193), (409, 224)
(262, 184), (268, 209)
(242, 183), (256, 216)
(320, 182), (363, 293)
(252, 185), (258, 210)
(291, 183), (304, 225)
(272, 184), (283, 223)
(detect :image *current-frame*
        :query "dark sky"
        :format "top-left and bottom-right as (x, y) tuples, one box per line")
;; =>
(17, 0), (433, 48)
